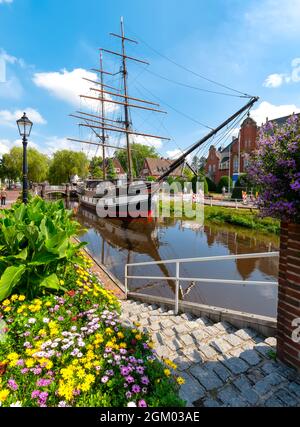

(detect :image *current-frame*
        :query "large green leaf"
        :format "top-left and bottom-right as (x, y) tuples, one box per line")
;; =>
(14, 247), (28, 260)
(39, 273), (60, 291)
(0, 265), (26, 301)
(29, 251), (58, 266)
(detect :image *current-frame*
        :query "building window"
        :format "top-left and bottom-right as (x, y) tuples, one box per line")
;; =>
(233, 155), (239, 173)
(213, 165), (216, 173)
(208, 165), (212, 173)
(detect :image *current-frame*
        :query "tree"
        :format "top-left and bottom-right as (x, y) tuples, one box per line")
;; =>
(48, 150), (89, 184)
(89, 156), (103, 178)
(205, 176), (217, 192)
(115, 143), (159, 177)
(106, 158), (117, 180)
(0, 147), (49, 184)
(217, 176), (233, 193)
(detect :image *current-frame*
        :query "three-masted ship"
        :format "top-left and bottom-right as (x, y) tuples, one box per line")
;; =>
(68, 18), (259, 220)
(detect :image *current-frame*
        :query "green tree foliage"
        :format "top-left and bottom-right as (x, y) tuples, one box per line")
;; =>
(106, 158), (117, 180)
(192, 176), (208, 194)
(48, 150), (89, 184)
(0, 147), (49, 184)
(217, 176), (233, 193)
(115, 143), (159, 177)
(89, 156), (103, 178)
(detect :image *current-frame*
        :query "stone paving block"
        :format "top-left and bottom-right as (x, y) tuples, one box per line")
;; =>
(154, 332), (164, 345)
(253, 373), (285, 395)
(240, 388), (259, 406)
(233, 374), (252, 392)
(202, 398), (221, 407)
(214, 321), (236, 334)
(209, 362), (231, 382)
(162, 327), (175, 338)
(139, 312), (149, 319)
(181, 312), (195, 321)
(189, 365), (224, 390)
(185, 321), (200, 330)
(235, 328), (257, 341)
(222, 357), (249, 375)
(172, 323), (189, 335)
(183, 348), (203, 364)
(172, 316), (183, 324)
(205, 325), (221, 336)
(227, 397), (248, 407)
(217, 385), (239, 405)
(223, 333), (243, 347)
(197, 343), (218, 360)
(239, 349), (261, 366)
(160, 319), (174, 329)
(264, 337), (277, 347)
(247, 369), (265, 384)
(210, 338), (232, 354)
(173, 355), (193, 371)
(195, 316), (212, 327)
(180, 333), (195, 347)
(274, 388), (298, 406)
(166, 338), (182, 352)
(264, 396), (283, 407)
(191, 329), (209, 342)
(149, 322), (161, 332)
(179, 372), (206, 407)
(254, 342), (274, 358)
(288, 381), (300, 397)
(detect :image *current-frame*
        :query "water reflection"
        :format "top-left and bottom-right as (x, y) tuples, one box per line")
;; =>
(76, 207), (279, 317)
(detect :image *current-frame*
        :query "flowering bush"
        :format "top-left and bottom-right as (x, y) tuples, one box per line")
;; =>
(0, 256), (185, 407)
(247, 114), (300, 222)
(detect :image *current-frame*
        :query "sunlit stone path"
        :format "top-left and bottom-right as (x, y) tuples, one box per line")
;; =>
(120, 300), (300, 407)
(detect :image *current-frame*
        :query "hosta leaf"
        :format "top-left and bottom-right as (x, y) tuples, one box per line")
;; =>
(0, 265), (26, 301)
(39, 273), (60, 290)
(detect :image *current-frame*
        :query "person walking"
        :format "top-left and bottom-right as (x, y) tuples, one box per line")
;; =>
(1, 188), (7, 206)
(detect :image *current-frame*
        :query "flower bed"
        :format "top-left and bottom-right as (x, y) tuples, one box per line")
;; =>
(0, 255), (185, 407)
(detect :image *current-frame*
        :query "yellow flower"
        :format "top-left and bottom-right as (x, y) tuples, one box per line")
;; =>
(117, 332), (124, 339)
(25, 358), (35, 368)
(11, 295), (18, 302)
(18, 295), (26, 301)
(134, 322), (141, 327)
(7, 352), (19, 361)
(119, 342), (127, 349)
(45, 301), (52, 307)
(0, 389), (10, 402)
(60, 280), (65, 285)
(164, 369), (171, 377)
(4, 307), (11, 312)
(2, 299), (10, 307)
(177, 377), (185, 385)
(135, 334), (142, 341)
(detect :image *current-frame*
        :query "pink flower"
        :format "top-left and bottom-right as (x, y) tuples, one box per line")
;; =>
(8, 379), (18, 391)
(138, 400), (147, 407)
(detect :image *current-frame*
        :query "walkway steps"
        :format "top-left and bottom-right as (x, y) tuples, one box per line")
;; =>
(120, 300), (300, 407)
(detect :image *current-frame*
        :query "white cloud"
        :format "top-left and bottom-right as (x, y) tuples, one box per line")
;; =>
(33, 68), (117, 112)
(0, 139), (11, 155)
(0, 108), (46, 128)
(0, 0), (13, 4)
(166, 149), (181, 159)
(245, 0), (300, 38)
(263, 58), (300, 88)
(251, 101), (300, 125)
(131, 134), (162, 150)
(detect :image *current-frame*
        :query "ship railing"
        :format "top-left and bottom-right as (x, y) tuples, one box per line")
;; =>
(125, 252), (279, 315)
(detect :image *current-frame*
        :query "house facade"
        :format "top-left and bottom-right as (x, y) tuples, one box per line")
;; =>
(205, 113), (297, 185)
(141, 157), (183, 179)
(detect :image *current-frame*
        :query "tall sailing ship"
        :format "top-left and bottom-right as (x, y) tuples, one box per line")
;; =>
(68, 18), (259, 220)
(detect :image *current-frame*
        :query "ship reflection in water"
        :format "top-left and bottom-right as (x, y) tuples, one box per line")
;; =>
(76, 207), (279, 317)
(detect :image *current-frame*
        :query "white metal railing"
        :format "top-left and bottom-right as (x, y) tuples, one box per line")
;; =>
(125, 252), (279, 315)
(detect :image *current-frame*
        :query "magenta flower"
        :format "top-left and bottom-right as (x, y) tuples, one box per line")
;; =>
(138, 400), (147, 407)
(141, 376), (150, 385)
(132, 385), (141, 394)
(101, 376), (109, 383)
(31, 390), (40, 399)
(121, 366), (131, 376)
(125, 375), (134, 384)
(8, 379), (18, 391)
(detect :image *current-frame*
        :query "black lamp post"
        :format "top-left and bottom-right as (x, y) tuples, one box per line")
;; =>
(16, 112), (33, 204)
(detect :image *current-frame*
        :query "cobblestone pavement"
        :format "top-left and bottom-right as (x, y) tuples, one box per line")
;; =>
(120, 300), (300, 407)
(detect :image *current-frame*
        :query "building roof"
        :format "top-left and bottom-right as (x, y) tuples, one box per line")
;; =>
(269, 113), (300, 127)
(104, 158), (125, 174)
(144, 157), (183, 177)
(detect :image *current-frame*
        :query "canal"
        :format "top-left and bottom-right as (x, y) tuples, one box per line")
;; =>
(75, 206), (279, 318)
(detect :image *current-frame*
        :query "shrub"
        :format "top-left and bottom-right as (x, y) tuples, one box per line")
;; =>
(231, 174), (247, 200)
(217, 176), (233, 193)
(205, 176), (217, 192)
(0, 197), (85, 301)
(247, 115), (300, 221)
(146, 176), (156, 182)
(192, 176), (208, 194)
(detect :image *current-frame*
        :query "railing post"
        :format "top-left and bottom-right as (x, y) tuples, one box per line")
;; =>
(235, 199), (238, 209)
(175, 262), (180, 315)
(210, 197), (213, 207)
(125, 264), (128, 299)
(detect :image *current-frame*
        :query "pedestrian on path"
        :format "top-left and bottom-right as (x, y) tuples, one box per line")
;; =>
(1, 188), (7, 206)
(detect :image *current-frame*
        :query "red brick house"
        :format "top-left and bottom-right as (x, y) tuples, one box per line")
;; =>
(205, 113), (298, 185)
(105, 158), (126, 179)
(141, 157), (183, 179)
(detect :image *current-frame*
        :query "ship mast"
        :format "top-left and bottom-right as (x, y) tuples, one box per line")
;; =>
(99, 51), (107, 180)
(120, 17), (133, 183)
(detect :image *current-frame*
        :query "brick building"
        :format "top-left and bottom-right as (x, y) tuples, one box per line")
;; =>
(205, 113), (298, 185)
(141, 157), (183, 179)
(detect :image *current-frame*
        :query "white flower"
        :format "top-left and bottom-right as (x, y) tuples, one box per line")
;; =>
(127, 402), (137, 407)
(28, 318), (36, 324)
(10, 401), (22, 407)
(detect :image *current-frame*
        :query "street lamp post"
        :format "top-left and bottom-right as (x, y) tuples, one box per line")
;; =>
(16, 112), (33, 204)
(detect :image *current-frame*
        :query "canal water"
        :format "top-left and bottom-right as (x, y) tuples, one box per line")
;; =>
(75, 206), (279, 318)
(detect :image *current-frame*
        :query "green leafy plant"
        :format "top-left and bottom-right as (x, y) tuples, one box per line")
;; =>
(0, 197), (86, 301)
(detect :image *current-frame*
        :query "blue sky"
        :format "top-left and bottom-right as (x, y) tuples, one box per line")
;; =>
(0, 0), (300, 160)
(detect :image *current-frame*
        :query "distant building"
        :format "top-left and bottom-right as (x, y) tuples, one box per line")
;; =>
(141, 157), (184, 179)
(205, 113), (299, 185)
(104, 158), (126, 179)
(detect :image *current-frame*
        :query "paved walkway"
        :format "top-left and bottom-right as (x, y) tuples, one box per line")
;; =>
(120, 300), (300, 407)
